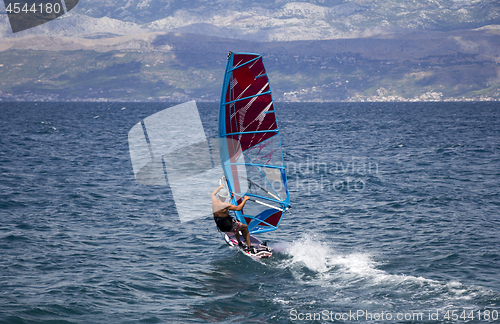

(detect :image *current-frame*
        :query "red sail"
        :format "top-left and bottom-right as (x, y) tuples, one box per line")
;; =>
(224, 54), (277, 152)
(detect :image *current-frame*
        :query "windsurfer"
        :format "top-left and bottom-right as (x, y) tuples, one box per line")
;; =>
(211, 184), (257, 254)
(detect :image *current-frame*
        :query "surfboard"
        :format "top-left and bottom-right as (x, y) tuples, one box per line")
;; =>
(224, 232), (272, 258)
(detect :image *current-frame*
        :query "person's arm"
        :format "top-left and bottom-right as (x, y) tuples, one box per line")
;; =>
(228, 196), (251, 211)
(211, 184), (224, 203)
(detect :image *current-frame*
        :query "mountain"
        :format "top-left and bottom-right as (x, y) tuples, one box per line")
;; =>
(2, 0), (499, 40)
(0, 0), (499, 101)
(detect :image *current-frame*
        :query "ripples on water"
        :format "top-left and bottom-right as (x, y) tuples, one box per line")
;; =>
(0, 102), (499, 323)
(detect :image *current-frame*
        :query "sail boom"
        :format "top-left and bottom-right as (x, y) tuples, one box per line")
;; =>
(249, 199), (284, 211)
(234, 192), (286, 206)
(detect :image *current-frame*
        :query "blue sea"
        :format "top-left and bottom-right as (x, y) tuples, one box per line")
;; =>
(0, 102), (499, 323)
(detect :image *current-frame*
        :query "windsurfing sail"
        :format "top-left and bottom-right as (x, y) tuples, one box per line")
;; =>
(218, 52), (290, 234)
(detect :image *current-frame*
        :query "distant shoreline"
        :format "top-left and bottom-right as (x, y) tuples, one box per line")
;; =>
(0, 97), (498, 103)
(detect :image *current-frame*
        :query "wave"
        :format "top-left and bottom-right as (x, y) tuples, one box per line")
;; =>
(271, 233), (498, 313)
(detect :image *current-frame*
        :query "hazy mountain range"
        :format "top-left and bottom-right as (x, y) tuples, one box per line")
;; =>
(0, 0), (499, 101)
(3, 0), (499, 41)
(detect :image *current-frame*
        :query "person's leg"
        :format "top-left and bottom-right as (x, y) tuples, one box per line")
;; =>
(234, 231), (242, 245)
(240, 224), (251, 248)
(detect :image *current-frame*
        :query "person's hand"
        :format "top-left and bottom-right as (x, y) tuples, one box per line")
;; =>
(243, 196), (251, 202)
(218, 184), (224, 189)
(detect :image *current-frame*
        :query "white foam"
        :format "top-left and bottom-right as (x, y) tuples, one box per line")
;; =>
(283, 234), (331, 273)
(272, 298), (290, 305)
(274, 233), (494, 309)
(280, 233), (435, 287)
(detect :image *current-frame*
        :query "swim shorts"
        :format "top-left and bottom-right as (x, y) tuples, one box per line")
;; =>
(214, 216), (243, 233)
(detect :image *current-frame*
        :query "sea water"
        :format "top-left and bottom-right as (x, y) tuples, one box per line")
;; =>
(0, 102), (499, 323)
